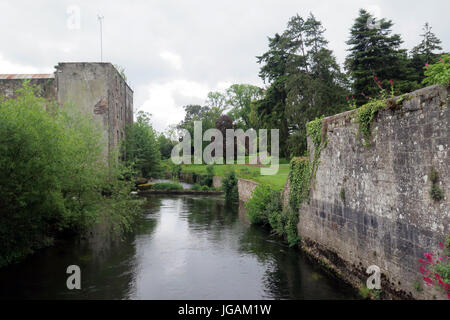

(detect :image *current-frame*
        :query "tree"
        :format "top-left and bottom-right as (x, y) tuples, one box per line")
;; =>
(122, 111), (162, 178)
(255, 13), (348, 157)
(177, 104), (223, 156)
(215, 114), (234, 160)
(345, 9), (417, 104)
(412, 23), (443, 64)
(205, 91), (227, 110)
(0, 82), (140, 267)
(284, 13), (349, 155)
(225, 84), (263, 130)
(410, 23), (443, 84)
(157, 133), (176, 160)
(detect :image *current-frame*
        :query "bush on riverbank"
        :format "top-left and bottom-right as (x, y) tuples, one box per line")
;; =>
(151, 182), (184, 191)
(245, 184), (300, 247)
(0, 82), (142, 267)
(222, 170), (238, 202)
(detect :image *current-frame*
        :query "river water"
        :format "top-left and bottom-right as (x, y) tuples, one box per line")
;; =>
(0, 195), (357, 300)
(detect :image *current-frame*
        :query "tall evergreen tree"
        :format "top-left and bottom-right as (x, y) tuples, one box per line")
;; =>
(345, 9), (417, 104)
(412, 23), (443, 64)
(255, 13), (349, 157)
(410, 22), (443, 84)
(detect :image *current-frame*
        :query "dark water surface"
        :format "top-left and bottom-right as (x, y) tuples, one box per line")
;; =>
(0, 195), (357, 299)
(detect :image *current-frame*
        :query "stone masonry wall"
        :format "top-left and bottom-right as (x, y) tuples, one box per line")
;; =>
(238, 178), (260, 202)
(295, 85), (449, 299)
(0, 78), (56, 100)
(55, 63), (133, 157)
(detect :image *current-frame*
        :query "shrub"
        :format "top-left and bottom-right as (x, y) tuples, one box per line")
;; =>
(245, 184), (274, 225)
(423, 54), (450, 86)
(199, 165), (215, 187)
(191, 184), (201, 191)
(222, 170), (238, 202)
(201, 185), (210, 191)
(151, 182), (184, 191)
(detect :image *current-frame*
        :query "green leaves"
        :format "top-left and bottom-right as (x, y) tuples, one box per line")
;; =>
(346, 9), (417, 104)
(356, 99), (386, 146)
(122, 111), (162, 178)
(423, 54), (450, 86)
(0, 82), (141, 267)
(222, 170), (238, 203)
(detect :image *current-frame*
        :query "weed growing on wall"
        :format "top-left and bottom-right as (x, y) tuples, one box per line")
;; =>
(356, 99), (386, 146)
(429, 168), (444, 202)
(423, 54), (450, 86)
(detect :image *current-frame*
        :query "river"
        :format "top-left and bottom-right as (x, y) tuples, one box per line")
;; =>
(0, 194), (357, 299)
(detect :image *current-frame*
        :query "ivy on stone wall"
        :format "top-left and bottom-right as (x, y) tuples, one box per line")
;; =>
(355, 99), (387, 146)
(306, 116), (328, 182)
(288, 157), (312, 213)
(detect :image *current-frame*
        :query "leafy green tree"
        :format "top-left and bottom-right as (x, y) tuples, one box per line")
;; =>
(205, 91), (227, 110)
(157, 133), (176, 160)
(177, 104), (223, 156)
(0, 82), (140, 267)
(345, 9), (417, 104)
(122, 111), (162, 178)
(215, 114), (234, 160)
(225, 84), (263, 129)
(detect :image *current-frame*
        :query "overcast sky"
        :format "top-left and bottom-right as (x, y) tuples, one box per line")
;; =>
(0, 0), (448, 132)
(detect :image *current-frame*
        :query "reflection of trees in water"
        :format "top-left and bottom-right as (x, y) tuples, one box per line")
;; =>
(238, 224), (305, 299)
(185, 196), (239, 231)
(238, 224), (357, 300)
(0, 197), (163, 300)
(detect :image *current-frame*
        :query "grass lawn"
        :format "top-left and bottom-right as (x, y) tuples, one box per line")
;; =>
(179, 162), (290, 191)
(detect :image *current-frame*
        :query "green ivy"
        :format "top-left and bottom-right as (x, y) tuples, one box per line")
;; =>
(356, 99), (386, 146)
(288, 157), (312, 213)
(306, 116), (324, 151)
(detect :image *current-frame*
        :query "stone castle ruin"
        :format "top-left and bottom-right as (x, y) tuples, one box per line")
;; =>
(0, 62), (133, 157)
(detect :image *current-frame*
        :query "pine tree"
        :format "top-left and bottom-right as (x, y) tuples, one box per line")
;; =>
(412, 23), (443, 64)
(410, 22), (443, 84)
(256, 13), (348, 157)
(345, 9), (417, 104)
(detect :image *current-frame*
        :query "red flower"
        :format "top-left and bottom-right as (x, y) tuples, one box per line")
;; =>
(423, 277), (434, 286)
(389, 79), (393, 85)
(374, 76), (378, 81)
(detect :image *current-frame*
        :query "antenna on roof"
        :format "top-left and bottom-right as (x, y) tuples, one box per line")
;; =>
(97, 14), (104, 62)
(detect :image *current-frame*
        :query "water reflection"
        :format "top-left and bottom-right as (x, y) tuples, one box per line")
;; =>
(0, 195), (356, 300)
